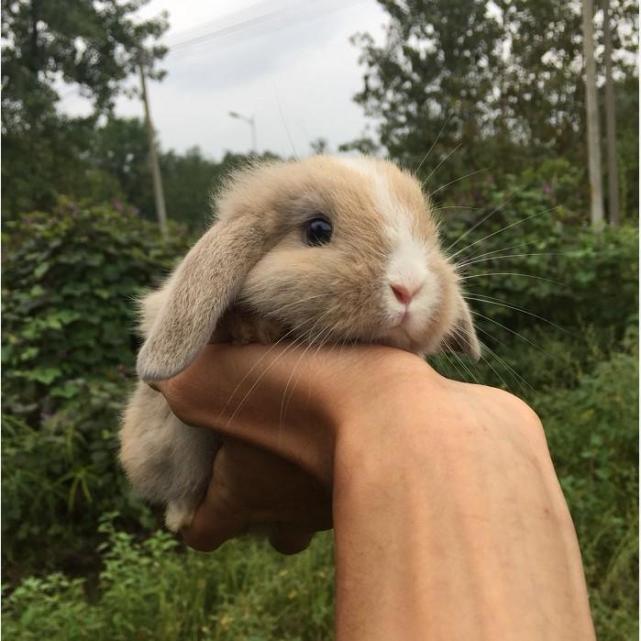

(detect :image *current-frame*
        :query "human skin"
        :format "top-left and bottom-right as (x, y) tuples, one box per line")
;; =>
(154, 343), (596, 641)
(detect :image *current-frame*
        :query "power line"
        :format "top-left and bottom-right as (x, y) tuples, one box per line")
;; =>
(57, 0), (368, 105)
(167, 0), (367, 54)
(169, 0), (297, 51)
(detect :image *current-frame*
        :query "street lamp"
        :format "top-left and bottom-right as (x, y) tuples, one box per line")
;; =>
(228, 111), (256, 153)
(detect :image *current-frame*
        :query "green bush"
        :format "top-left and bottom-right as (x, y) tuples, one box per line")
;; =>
(2, 201), (189, 421)
(440, 175), (638, 343)
(433, 181), (638, 419)
(2, 381), (155, 577)
(537, 346), (639, 641)
(2, 203), (189, 576)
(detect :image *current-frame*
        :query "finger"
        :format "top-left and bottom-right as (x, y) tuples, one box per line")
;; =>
(268, 524), (316, 555)
(181, 488), (248, 552)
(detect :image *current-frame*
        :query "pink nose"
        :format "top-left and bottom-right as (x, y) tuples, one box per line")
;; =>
(391, 283), (418, 305)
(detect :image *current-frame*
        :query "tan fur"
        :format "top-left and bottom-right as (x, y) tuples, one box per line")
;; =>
(120, 155), (480, 530)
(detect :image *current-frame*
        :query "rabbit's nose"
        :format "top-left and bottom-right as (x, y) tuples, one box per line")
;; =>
(390, 282), (422, 305)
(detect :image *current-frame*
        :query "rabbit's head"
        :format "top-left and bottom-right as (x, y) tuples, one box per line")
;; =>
(137, 156), (479, 381)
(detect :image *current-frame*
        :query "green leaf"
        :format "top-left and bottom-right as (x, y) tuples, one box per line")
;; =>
(27, 368), (62, 385)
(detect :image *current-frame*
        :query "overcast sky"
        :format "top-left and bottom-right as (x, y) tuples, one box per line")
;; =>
(59, 0), (388, 159)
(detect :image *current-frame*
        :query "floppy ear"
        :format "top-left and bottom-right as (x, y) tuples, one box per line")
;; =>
(137, 217), (268, 381)
(443, 292), (481, 360)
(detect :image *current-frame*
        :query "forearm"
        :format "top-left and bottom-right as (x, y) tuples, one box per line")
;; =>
(159, 344), (595, 640)
(332, 386), (595, 641)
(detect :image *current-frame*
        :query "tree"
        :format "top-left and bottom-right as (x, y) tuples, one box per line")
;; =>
(350, 0), (638, 214)
(582, 0), (605, 229)
(602, 0), (620, 225)
(92, 116), (154, 216)
(160, 147), (221, 231)
(351, 0), (504, 199)
(310, 137), (330, 155)
(161, 149), (281, 231)
(1, 0), (168, 215)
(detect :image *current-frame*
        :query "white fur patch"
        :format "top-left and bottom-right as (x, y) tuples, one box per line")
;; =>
(336, 156), (441, 343)
(337, 156), (435, 305)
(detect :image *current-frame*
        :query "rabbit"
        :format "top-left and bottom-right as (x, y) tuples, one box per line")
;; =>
(119, 155), (481, 532)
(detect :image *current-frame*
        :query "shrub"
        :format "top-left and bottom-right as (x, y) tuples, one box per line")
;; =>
(438, 178), (638, 375)
(2, 380), (155, 578)
(2, 201), (189, 421)
(536, 346), (639, 641)
(2, 203), (189, 576)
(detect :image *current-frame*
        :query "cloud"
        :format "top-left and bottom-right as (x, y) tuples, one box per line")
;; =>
(60, 0), (387, 159)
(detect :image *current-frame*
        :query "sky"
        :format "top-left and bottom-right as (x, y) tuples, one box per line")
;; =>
(59, 0), (388, 160)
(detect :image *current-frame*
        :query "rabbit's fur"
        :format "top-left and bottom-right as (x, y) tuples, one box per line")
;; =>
(119, 155), (480, 531)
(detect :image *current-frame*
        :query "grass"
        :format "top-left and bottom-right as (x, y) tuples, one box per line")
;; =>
(4, 522), (335, 641)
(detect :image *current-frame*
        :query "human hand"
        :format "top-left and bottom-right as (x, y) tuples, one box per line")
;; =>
(153, 342), (426, 551)
(153, 342), (424, 485)
(182, 437), (332, 553)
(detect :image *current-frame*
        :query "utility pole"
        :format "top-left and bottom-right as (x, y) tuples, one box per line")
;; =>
(139, 58), (168, 238)
(581, 0), (605, 231)
(603, 0), (620, 225)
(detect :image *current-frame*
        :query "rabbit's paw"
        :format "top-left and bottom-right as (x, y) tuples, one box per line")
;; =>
(165, 500), (197, 532)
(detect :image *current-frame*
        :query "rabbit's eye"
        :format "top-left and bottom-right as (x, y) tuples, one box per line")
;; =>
(304, 216), (333, 246)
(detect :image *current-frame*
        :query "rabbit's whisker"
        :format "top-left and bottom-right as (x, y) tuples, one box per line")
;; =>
(278, 321), (337, 429)
(223, 317), (324, 428)
(435, 352), (461, 377)
(475, 340), (512, 391)
(437, 350), (467, 382)
(414, 113), (453, 174)
(228, 303), (341, 424)
(460, 272), (563, 287)
(216, 324), (300, 423)
(445, 193), (518, 255)
(464, 293), (569, 335)
(421, 142), (462, 189)
(471, 311), (542, 353)
(457, 251), (570, 268)
(275, 89), (299, 159)
(225, 300), (335, 419)
(278, 319), (333, 419)
(454, 240), (541, 267)
(449, 205), (559, 262)
(473, 326), (534, 393)
(447, 345), (480, 385)
(430, 168), (486, 198)
(268, 294), (330, 315)
(278, 308), (346, 422)
(431, 205), (482, 213)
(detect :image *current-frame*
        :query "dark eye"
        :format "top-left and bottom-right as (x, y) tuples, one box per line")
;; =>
(304, 216), (333, 246)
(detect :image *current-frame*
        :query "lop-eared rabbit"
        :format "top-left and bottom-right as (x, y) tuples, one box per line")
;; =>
(120, 156), (480, 531)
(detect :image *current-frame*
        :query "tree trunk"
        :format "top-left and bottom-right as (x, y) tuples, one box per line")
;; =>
(581, 0), (605, 230)
(603, 0), (620, 225)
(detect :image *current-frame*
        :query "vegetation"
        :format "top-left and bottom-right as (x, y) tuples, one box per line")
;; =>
(2, 195), (637, 641)
(2, 203), (190, 580)
(1, 0), (637, 639)
(350, 0), (639, 220)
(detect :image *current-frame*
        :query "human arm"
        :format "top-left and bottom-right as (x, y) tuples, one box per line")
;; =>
(156, 343), (596, 641)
